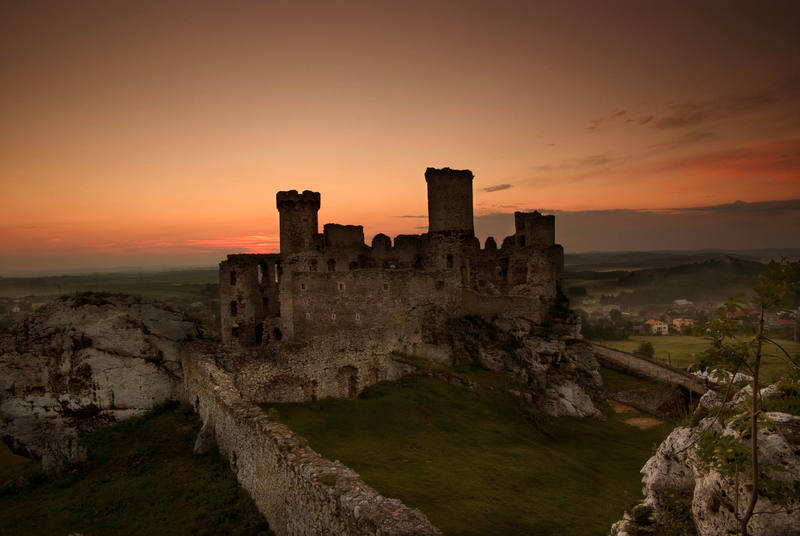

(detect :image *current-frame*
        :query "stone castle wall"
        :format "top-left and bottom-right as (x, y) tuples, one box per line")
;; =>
(231, 326), (451, 404)
(288, 268), (461, 340)
(219, 167), (566, 349)
(180, 346), (441, 536)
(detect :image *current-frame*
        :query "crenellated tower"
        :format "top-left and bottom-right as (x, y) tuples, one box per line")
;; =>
(276, 190), (321, 254)
(514, 211), (555, 248)
(425, 167), (474, 234)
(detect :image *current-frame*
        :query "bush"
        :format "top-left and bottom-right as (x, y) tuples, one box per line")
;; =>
(634, 341), (655, 359)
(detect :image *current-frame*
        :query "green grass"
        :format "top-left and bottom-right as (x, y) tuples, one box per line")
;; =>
(593, 335), (800, 383)
(599, 365), (670, 393)
(0, 402), (271, 536)
(265, 371), (671, 536)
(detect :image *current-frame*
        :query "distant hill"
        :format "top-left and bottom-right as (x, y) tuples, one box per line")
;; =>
(565, 248), (800, 272)
(565, 257), (783, 310)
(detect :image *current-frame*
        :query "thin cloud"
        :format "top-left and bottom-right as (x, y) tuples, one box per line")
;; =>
(397, 215), (427, 219)
(484, 183), (513, 192)
(648, 138), (800, 180)
(530, 153), (619, 172)
(588, 80), (800, 132)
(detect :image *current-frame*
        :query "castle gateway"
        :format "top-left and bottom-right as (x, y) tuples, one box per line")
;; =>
(219, 167), (565, 348)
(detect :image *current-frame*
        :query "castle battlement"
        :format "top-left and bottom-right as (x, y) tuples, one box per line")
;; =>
(276, 190), (321, 209)
(220, 167), (565, 347)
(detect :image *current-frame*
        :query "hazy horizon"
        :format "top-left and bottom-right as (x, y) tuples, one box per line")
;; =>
(2, 197), (798, 276)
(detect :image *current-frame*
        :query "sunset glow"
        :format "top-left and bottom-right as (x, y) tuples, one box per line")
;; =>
(1, 1), (799, 273)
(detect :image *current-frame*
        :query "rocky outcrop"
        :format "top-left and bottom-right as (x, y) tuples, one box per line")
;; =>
(611, 382), (800, 536)
(0, 292), (199, 470)
(448, 316), (603, 418)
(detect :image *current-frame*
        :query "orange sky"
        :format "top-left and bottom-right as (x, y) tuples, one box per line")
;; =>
(1, 1), (799, 273)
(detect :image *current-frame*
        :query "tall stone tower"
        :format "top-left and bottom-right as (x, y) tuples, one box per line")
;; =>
(425, 167), (474, 234)
(276, 190), (320, 254)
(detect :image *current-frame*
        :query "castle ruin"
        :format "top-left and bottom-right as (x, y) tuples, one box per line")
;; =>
(219, 167), (565, 351)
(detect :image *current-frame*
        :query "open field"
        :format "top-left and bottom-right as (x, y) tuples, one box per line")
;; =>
(594, 335), (800, 383)
(266, 370), (672, 536)
(0, 403), (270, 536)
(0, 268), (218, 300)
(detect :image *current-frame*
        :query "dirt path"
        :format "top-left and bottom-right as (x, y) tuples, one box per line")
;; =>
(608, 400), (663, 429)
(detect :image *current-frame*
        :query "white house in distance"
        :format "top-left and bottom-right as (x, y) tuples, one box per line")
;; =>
(645, 318), (669, 335)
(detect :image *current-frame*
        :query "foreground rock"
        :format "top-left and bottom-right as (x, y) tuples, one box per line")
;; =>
(448, 316), (603, 418)
(0, 292), (199, 470)
(611, 382), (800, 536)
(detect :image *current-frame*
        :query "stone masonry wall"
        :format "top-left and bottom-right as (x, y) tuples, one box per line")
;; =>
(590, 343), (708, 395)
(180, 346), (441, 536)
(230, 327), (450, 403)
(289, 269), (461, 341)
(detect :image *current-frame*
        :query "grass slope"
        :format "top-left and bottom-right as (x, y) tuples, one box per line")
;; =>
(595, 335), (800, 383)
(0, 402), (271, 536)
(266, 371), (671, 536)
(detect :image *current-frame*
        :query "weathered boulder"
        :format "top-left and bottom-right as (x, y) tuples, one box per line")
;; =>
(540, 380), (601, 418)
(506, 338), (603, 418)
(611, 382), (800, 536)
(0, 292), (199, 470)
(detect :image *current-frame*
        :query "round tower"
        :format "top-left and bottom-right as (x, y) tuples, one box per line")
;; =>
(425, 167), (474, 234)
(276, 190), (320, 254)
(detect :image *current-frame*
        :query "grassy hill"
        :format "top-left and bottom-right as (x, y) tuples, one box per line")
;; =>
(265, 369), (673, 536)
(565, 258), (777, 310)
(0, 402), (271, 536)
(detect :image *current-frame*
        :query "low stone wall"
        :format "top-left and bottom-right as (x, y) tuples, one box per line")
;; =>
(180, 346), (441, 536)
(590, 343), (708, 395)
(233, 327), (452, 403)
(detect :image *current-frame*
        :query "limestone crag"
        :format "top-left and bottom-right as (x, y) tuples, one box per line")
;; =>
(611, 382), (800, 536)
(0, 292), (199, 470)
(449, 317), (602, 418)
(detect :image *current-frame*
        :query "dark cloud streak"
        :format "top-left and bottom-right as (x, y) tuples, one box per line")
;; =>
(475, 199), (800, 252)
(483, 183), (513, 192)
(588, 80), (800, 132)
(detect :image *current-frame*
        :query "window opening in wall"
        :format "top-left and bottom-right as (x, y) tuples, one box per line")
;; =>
(231, 326), (239, 338)
(273, 328), (282, 341)
(262, 297), (269, 311)
(446, 254), (454, 268)
(518, 235), (526, 247)
(230, 301), (238, 316)
(230, 271), (237, 285)
(300, 282), (307, 291)
(310, 259), (318, 272)
(355, 313), (360, 322)
(254, 324), (263, 345)
(349, 261), (358, 270)
(327, 258), (336, 272)
(275, 262), (281, 283)
(257, 264), (265, 283)
(331, 313), (336, 321)
(305, 312), (311, 320)
(338, 282), (345, 291)
(435, 280), (444, 290)
(382, 282), (389, 291)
